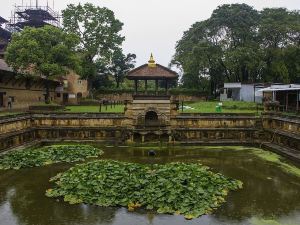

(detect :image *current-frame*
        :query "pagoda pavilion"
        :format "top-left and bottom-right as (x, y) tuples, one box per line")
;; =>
(125, 55), (179, 143)
(126, 54), (178, 98)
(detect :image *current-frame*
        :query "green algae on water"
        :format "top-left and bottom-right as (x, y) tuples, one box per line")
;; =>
(251, 149), (300, 178)
(249, 217), (299, 225)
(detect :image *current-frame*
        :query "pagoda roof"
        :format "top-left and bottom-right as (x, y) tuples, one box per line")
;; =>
(127, 63), (178, 80)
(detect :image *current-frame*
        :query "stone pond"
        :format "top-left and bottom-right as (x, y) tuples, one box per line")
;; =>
(0, 144), (299, 225)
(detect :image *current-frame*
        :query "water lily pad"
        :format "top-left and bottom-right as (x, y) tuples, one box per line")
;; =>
(0, 145), (103, 170)
(46, 160), (243, 219)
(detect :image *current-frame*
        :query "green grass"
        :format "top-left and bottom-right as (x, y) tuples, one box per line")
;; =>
(31, 102), (61, 106)
(65, 105), (124, 113)
(0, 112), (23, 117)
(181, 101), (262, 114)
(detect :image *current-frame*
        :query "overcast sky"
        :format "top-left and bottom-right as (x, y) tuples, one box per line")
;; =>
(0, 0), (299, 67)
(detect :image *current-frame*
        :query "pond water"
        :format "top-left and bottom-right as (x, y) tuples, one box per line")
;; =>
(0, 145), (300, 225)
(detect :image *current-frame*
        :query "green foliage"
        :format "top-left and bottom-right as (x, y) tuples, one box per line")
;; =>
(97, 48), (136, 88)
(5, 25), (81, 103)
(173, 4), (300, 93)
(62, 3), (124, 82)
(0, 145), (103, 170)
(46, 160), (242, 219)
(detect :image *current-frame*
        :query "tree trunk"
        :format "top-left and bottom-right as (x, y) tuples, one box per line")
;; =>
(44, 80), (50, 104)
(116, 76), (120, 88)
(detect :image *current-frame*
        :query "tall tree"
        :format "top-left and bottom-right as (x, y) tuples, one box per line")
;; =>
(5, 25), (80, 103)
(62, 3), (125, 86)
(259, 8), (300, 82)
(173, 4), (300, 93)
(102, 49), (136, 88)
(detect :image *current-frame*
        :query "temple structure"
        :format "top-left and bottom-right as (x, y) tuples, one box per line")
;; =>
(125, 54), (179, 142)
(126, 53), (178, 97)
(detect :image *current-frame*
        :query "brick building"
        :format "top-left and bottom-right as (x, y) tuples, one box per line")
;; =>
(55, 71), (89, 105)
(0, 59), (89, 110)
(0, 59), (59, 110)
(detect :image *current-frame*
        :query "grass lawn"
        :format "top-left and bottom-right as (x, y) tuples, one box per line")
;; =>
(181, 101), (262, 114)
(0, 112), (23, 117)
(65, 105), (124, 113)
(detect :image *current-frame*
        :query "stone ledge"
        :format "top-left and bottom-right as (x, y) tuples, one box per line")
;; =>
(261, 142), (300, 163)
(264, 129), (300, 141)
(174, 115), (257, 120)
(0, 114), (32, 125)
(33, 126), (128, 131)
(174, 128), (258, 131)
(178, 140), (256, 145)
(263, 115), (300, 125)
(32, 113), (127, 119)
(0, 128), (34, 139)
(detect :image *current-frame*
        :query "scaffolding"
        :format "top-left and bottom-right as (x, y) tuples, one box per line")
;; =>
(7, 1), (61, 32)
(0, 16), (11, 57)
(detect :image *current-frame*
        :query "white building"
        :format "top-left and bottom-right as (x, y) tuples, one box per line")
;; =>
(220, 83), (266, 103)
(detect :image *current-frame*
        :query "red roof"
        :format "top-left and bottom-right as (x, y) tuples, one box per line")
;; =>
(127, 64), (178, 80)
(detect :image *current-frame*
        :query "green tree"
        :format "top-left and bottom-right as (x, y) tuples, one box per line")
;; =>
(62, 3), (125, 86)
(259, 8), (300, 82)
(101, 49), (136, 88)
(5, 25), (80, 103)
(173, 4), (300, 93)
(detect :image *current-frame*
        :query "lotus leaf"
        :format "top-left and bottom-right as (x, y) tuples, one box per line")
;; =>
(46, 160), (243, 219)
(0, 145), (103, 170)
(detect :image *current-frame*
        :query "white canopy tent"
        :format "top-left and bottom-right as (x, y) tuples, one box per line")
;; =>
(255, 84), (300, 111)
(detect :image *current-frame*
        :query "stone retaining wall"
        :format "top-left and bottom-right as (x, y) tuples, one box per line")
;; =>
(96, 93), (206, 102)
(0, 113), (299, 158)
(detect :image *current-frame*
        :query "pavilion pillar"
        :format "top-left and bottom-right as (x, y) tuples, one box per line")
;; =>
(297, 91), (299, 112)
(155, 80), (158, 95)
(165, 80), (169, 95)
(272, 91), (276, 101)
(145, 80), (148, 95)
(134, 80), (138, 95)
(286, 92), (288, 111)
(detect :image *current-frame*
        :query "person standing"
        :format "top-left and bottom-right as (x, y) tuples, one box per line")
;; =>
(7, 96), (12, 110)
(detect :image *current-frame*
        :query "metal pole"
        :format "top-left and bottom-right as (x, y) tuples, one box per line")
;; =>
(253, 85), (256, 103)
(297, 91), (299, 112)
(286, 92), (288, 112)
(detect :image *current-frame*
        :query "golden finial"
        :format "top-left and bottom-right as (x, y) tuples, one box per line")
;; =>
(148, 53), (156, 68)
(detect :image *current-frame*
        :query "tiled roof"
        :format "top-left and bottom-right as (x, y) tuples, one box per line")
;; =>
(127, 64), (178, 80)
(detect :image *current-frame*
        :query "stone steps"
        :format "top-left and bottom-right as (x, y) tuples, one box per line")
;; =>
(261, 142), (300, 163)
